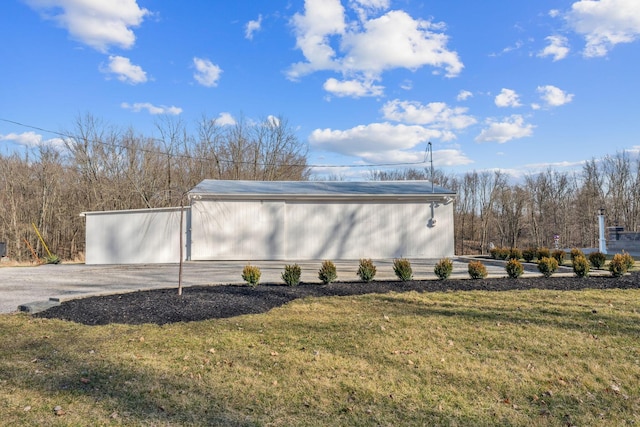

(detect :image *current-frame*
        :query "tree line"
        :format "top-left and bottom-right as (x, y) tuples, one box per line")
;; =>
(371, 152), (640, 254)
(1, 114), (638, 261)
(0, 114), (308, 261)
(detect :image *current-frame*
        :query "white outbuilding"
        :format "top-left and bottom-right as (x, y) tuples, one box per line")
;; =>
(82, 180), (456, 264)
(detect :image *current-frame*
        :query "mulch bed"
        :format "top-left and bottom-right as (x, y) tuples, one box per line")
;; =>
(34, 271), (640, 326)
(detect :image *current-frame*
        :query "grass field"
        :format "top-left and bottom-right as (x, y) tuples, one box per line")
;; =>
(1, 288), (639, 426)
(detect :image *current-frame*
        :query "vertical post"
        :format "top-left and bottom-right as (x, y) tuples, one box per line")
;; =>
(428, 141), (434, 193)
(598, 208), (607, 254)
(178, 201), (184, 296)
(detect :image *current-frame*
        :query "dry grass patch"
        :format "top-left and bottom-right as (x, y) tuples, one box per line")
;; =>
(1, 289), (640, 426)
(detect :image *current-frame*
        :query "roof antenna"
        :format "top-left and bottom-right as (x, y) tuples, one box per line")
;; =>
(428, 141), (434, 193)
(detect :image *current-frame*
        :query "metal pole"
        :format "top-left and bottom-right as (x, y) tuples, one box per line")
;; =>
(428, 142), (434, 193)
(178, 201), (184, 296)
(598, 208), (607, 254)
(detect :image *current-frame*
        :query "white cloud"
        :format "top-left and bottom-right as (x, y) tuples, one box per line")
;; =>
(308, 122), (473, 165)
(341, 11), (463, 77)
(193, 57), (222, 87)
(476, 115), (534, 143)
(323, 77), (384, 97)
(0, 131), (42, 147)
(382, 99), (476, 130)
(310, 122), (441, 155)
(217, 112), (236, 126)
(245, 15), (262, 40)
(538, 35), (570, 61)
(24, 0), (149, 52)
(0, 131), (66, 150)
(121, 102), (182, 115)
(495, 88), (522, 108)
(288, 1), (462, 97)
(537, 85), (574, 107)
(289, 0), (346, 78)
(400, 79), (413, 90)
(457, 90), (473, 101)
(349, 0), (391, 21)
(432, 149), (474, 166)
(101, 55), (147, 84)
(566, 0), (640, 57)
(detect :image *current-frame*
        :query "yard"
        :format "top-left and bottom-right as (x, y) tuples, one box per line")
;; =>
(1, 275), (639, 426)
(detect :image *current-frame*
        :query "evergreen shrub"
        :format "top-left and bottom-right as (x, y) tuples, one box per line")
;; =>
(468, 260), (488, 279)
(621, 251), (635, 271)
(357, 258), (377, 282)
(552, 249), (566, 265)
(505, 259), (524, 279)
(242, 264), (261, 287)
(282, 264), (302, 286)
(609, 253), (627, 277)
(508, 248), (522, 261)
(434, 258), (453, 280)
(496, 247), (510, 260)
(537, 247), (551, 260)
(318, 260), (337, 284)
(572, 255), (590, 278)
(522, 247), (537, 262)
(537, 257), (558, 278)
(570, 248), (584, 261)
(393, 258), (413, 281)
(588, 251), (606, 269)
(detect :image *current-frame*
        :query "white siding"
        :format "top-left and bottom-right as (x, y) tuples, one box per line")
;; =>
(285, 201), (453, 259)
(190, 199), (454, 260)
(190, 200), (285, 260)
(84, 207), (187, 264)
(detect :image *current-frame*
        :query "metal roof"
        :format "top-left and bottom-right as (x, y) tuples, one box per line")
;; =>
(189, 180), (455, 198)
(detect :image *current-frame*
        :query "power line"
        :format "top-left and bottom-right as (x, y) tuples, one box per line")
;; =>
(0, 117), (431, 169)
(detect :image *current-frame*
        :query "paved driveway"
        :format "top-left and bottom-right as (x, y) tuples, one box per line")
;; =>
(0, 258), (536, 314)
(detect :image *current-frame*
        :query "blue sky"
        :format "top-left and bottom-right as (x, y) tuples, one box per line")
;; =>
(1, 0), (639, 179)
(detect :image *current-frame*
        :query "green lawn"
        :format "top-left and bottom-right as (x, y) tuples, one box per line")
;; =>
(1, 288), (639, 426)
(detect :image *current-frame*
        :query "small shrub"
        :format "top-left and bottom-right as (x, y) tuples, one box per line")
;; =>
(572, 255), (590, 278)
(434, 258), (453, 280)
(609, 253), (627, 278)
(393, 258), (413, 281)
(552, 249), (566, 265)
(357, 258), (377, 282)
(588, 251), (607, 269)
(508, 248), (522, 261)
(318, 260), (337, 284)
(496, 247), (510, 260)
(537, 247), (551, 260)
(537, 257), (558, 278)
(241, 264), (261, 287)
(570, 248), (584, 261)
(621, 251), (635, 271)
(281, 264), (301, 286)
(489, 247), (499, 259)
(505, 259), (524, 278)
(522, 247), (537, 262)
(468, 260), (488, 279)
